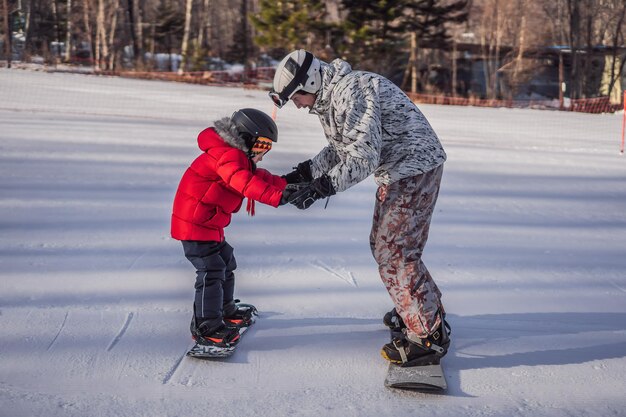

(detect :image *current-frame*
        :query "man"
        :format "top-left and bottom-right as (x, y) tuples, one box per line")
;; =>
(270, 49), (450, 366)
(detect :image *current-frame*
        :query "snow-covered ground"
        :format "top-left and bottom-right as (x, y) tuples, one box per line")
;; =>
(1, 68), (625, 417)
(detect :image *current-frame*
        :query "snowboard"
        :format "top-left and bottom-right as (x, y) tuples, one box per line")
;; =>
(186, 303), (258, 359)
(385, 361), (447, 391)
(384, 321), (448, 392)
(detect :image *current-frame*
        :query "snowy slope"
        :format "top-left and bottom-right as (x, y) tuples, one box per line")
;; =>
(1, 68), (625, 417)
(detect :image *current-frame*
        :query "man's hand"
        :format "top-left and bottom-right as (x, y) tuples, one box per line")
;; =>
(287, 175), (336, 210)
(282, 160), (313, 184)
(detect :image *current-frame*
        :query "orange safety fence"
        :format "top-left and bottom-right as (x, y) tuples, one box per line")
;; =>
(569, 96), (624, 114)
(407, 92), (623, 114)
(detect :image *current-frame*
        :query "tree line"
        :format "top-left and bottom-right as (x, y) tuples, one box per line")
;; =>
(2, 0), (625, 100)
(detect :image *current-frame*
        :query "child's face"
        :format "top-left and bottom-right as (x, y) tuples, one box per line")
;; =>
(251, 153), (265, 163)
(250, 136), (273, 164)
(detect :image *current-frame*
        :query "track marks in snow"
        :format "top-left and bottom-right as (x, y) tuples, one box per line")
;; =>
(162, 349), (188, 385)
(608, 279), (626, 293)
(310, 260), (358, 287)
(46, 311), (69, 351)
(127, 252), (146, 271)
(107, 312), (135, 352)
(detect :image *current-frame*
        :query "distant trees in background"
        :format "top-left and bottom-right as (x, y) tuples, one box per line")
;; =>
(467, 0), (626, 100)
(2, 0), (625, 100)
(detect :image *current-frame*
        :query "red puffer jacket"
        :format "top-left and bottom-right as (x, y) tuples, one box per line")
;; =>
(171, 127), (286, 242)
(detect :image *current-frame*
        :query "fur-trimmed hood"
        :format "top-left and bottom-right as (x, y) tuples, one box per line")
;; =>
(213, 117), (250, 153)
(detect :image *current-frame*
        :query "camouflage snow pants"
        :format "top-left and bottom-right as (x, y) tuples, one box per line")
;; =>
(370, 164), (444, 340)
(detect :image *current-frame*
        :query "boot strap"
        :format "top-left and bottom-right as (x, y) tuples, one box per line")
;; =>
(393, 339), (409, 363)
(405, 331), (445, 355)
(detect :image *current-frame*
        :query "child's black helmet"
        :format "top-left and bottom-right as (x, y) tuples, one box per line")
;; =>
(231, 108), (278, 149)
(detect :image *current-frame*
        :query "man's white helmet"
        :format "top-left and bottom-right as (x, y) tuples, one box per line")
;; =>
(269, 49), (321, 108)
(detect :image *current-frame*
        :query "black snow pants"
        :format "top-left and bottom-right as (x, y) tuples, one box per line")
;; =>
(182, 240), (237, 321)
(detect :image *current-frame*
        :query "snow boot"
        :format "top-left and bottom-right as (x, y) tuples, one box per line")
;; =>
(190, 316), (240, 348)
(381, 313), (451, 367)
(383, 307), (406, 338)
(223, 299), (258, 328)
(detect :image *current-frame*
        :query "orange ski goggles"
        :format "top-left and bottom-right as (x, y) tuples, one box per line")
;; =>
(251, 136), (273, 155)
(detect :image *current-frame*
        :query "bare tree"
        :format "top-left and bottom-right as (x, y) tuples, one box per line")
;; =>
(535, 0), (626, 100)
(178, 0), (192, 73)
(134, 0), (144, 65)
(126, 0), (140, 67)
(2, 0), (10, 67)
(65, 0), (72, 61)
(476, 0), (504, 99)
(566, 0), (587, 99)
(470, 0), (552, 99)
(602, 0), (626, 102)
(502, 0), (546, 98)
(83, 0), (95, 68)
(22, 0), (32, 58)
(509, 0), (526, 97)
(192, 0), (210, 67)
(195, 0), (209, 51)
(51, 0), (62, 62)
(95, 0), (120, 70)
(402, 0), (469, 93)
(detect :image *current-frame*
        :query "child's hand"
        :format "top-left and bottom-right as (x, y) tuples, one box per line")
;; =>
(285, 176), (335, 210)
(279, 183), (307, 206)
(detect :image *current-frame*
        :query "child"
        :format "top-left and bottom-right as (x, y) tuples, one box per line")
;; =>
(171, 108), (288, 355)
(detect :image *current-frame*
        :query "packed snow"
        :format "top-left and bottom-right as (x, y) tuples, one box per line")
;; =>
(1, 68), (625, 417)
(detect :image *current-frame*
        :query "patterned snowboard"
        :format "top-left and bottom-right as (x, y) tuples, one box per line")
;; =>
(385, 362), (447, 391)
(187, 304), (257, 359)
(186, 324), (250, 358)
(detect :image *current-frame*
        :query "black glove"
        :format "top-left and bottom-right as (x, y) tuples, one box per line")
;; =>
(279, 183), (307, 206)
(287, 175), (336, 210)
(282, 160), (313, 184)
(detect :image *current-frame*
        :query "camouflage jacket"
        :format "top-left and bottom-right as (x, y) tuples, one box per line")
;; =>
(308, 59), (447, 192)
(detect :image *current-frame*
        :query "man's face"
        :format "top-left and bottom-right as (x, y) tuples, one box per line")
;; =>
(291, 92), (316, 109)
